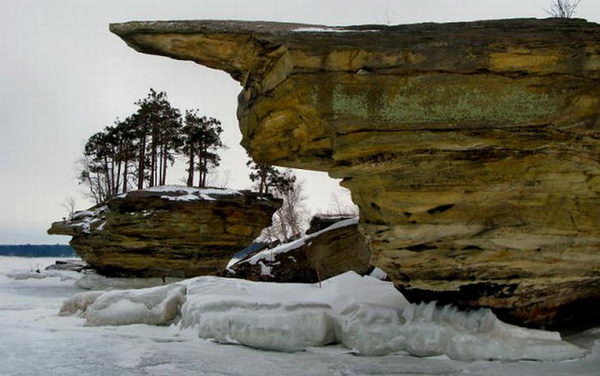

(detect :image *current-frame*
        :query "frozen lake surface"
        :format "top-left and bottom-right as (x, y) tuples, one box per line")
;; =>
(1, 256), (599, 376)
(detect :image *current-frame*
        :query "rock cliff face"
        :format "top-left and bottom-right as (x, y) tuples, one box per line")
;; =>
(227, 217), (372, 282)
(48, 186), (281, 278)
(111, 19), (600, 329)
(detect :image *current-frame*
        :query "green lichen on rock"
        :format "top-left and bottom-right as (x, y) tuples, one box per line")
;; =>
(380, 85), (561, 123)
(331, 82), (561, 124)
(331, 85), (369, 118)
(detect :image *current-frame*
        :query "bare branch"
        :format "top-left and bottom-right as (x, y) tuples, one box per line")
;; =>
(545, 0), (582, 18)
(61, 196), (77, 218)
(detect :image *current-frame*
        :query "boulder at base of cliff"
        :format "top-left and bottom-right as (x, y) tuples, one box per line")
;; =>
(227, 216), (372, 282)
(48, 185), (281, 278)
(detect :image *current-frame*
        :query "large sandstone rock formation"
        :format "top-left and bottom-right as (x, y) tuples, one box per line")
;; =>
(48, 186), (281, 278)
(110, 19), (600, 329)
(227, 216), (372, 282)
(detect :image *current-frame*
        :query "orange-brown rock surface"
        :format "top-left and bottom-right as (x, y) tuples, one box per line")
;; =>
(48, 186), (281, 278)
(110, 19), (600, 329)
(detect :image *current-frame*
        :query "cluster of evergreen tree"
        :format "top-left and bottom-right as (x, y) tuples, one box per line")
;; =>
(78, 89), (308, 241)
(79, 89), (224, 203)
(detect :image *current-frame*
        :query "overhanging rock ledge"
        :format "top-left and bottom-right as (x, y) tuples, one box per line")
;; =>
(111, 18), (600, 329)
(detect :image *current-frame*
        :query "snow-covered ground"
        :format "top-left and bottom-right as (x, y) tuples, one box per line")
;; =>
(1, 256), (599, 376)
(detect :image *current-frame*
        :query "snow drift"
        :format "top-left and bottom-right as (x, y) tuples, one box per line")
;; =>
(59, 272), (587, 361)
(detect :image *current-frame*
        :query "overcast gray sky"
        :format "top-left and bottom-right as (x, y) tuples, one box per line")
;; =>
(1, 0), (599, 244)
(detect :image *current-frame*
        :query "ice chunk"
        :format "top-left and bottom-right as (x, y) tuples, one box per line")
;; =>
(180, 276), (338, 351)
(84, 284), (186, 326)
(57, 271), (588, 361)
(182, 299), (336, 352)
(337, 302), (588, 360)
(179, 272), (406, 352)
(59, 291), (103, 316)
(179, 273), (585, 360)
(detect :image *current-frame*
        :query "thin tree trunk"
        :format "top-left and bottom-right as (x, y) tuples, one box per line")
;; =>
(110, 156), (116, 196)
(162, 144), (168, 185)
(260, 168), (267, 194)
(198, 154), (203, 188)
(186, 146), (194, 187)
(103, 156), (111, 198)
(158, 146), (163, 186)
(150, 132), (156, 188)
(115, 159), (121, 196)
(115, 141), (122, 195)
(95, 171), (105, 203)
(122, 157), (129, 193)
(137, 134), (146, 190)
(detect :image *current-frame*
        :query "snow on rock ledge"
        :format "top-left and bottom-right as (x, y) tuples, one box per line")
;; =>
(120, 185), (243, 201)
(48, 185), (281, 278)
(59, 272), (587, 361)
(227, 217), (372, 283)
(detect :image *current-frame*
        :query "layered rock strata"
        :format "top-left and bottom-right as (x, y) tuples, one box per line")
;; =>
(227, 217), (372, 282)
(48, 186), (281, 278)
(110, 19), (600, 329)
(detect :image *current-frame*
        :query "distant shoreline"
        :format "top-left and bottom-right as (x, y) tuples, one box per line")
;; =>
(0, 244), (75, 257)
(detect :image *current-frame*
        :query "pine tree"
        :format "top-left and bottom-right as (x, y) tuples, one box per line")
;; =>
(113, 116), (138, 193)
(133, 89), (182, 188)
(247, 156), (295, 195)
(181, 110), (224, 188)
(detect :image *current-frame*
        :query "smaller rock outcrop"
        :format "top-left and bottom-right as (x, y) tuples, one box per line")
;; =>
(45, 259), (91, 273)
(227, 216), (371, 282)
(48, 186), (281, 278)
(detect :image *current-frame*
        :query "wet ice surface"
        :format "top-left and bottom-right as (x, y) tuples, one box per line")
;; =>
(1, 257), (600, 376)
